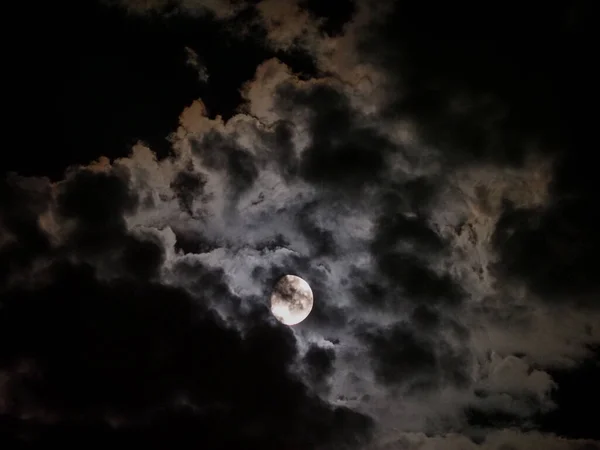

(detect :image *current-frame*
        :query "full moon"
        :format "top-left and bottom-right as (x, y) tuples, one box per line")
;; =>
(270, 275), (314, 326)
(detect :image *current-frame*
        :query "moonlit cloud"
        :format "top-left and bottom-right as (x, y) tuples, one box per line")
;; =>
(2, 1), (599, 449)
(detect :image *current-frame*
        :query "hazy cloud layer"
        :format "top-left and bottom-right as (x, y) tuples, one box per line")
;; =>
(2, 0), (598, 449)
(374, 430), (598, 450)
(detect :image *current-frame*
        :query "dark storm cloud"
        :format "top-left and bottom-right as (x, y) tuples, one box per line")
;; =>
(359, 318), (470, 391)
(171, 256), (229, 292)
(277, 82), (396, 189)
(55, 167), (164, 282)
(361, 323), (437, 387)
(380, 177), (440, 218)
(257, 119), (299, 179)
(0, 175), (52, 288)
(7, 1), (600, 448)
(190, 130), (259, 194)
(57, 166), (137, 224)
(172, 228), (221, 254)
(357, 3), (594, 168)
(537, 347), (600, 441)
(304, 344), (336, 387)
(492, 192), (600, 305)
(0, 167), (373, 448)
(355, 1), (596, 302)
(350, 8), (599, 443)
(465, 394), (537, 431)
(170, 165), (208, 215)
(299, 0), (356, 36)
(257, 69), (477, 413)
(368, 186), (463, 309)
(274, 79), (465, 313)
(0, 261), (372, 448)
(297, 199), (338, 256)
(0, 166), (165, 287)
(375, 253), (462, 306)
(372, 211), (443, 261)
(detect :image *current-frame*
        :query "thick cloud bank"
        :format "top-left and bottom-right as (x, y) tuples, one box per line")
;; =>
(2, 1), (598, 449)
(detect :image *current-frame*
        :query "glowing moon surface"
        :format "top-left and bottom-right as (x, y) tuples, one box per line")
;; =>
(270, 275), (314, 326)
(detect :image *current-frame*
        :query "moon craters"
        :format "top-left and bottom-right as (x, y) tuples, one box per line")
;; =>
(270, 275), (314, 326)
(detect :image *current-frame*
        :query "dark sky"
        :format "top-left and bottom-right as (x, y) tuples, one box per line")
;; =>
(2, 1), (599, 449)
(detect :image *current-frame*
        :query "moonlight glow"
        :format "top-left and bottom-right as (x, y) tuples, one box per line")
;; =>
(270, 275), (314, 326)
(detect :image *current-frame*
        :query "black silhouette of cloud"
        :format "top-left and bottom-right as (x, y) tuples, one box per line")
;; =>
(0, 170), (372, 449)
(3, 1), (599, 449)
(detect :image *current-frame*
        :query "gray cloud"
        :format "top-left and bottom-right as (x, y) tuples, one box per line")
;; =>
(2, 0), (599, 448)
(184, 46), (209, 82)
(373, 430), (599, 450)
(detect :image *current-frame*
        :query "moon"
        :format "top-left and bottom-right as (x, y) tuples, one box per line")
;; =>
(270, 275), (314, 326)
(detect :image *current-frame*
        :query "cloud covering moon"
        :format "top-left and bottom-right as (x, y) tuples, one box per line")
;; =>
(270, 275), (314, 325)
(1, 1), (599, 449)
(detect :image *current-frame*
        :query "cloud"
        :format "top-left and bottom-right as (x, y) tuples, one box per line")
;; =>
(0, 166), (372, 449)
(3, 1), (600, 448)
(255, 0), (318, 50)
(184, 46), (209, 82)
(374, 430), (599, 450)
(107, 0), (243, 19)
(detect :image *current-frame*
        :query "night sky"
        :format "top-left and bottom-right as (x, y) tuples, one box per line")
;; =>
(2, 1), (599, 449)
